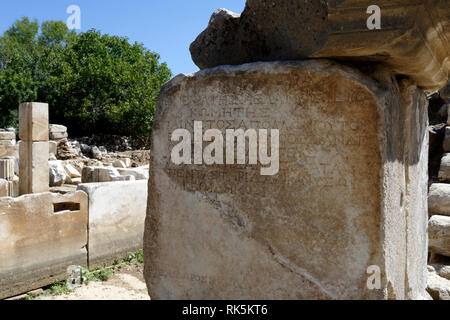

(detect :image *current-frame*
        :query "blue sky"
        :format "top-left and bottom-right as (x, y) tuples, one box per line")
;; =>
(0, 0), (246, 76)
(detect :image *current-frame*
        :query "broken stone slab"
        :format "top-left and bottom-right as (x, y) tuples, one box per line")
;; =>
(0, 191), (88, 299)
(190, 0), (450, 91)
(429, 264), (450, 281)
(144, 60), (428, 300)
(49, 160), (68, 187)
(0, 131), (15, 141)
(19, 141), (49, 195)
(19, 102), (49, 142)
(0, 158), (15, 181)
(91, 146), (102, 160)
(438, 153), (450, 182)
(427, 269), (450, 300)
(66, 177), (81, 185)
(81, 166), (135, 183)
(428, 184), (450, 216)
(116, 167), (149, 180)
(49, 124), (67, 135)
(77, 180), (148, 267)
(0, 145), (17, 159)
(429, 215), (450, 258)
(48, 141), (57, 156)
(64, 163), (81, 179)
(113, 159), (127, 168)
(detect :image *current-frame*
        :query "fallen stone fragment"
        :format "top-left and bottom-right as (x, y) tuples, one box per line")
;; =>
(427, 271), (450, 300)
(113, 160), (127, 168)
(429, 215), (450, 258)
(48, 141), (57, 155)
(439, 266), (450, 281)
(190, 0), (450, 91)
(428, 184), (450, 216)
(48, 124), (68, 141)
(116, 167), (148, 180)
(91, 146), (102, 160)
(49, 160), (68, 187)
(438, 154), (450, 182)
(64, 163), (81, 178)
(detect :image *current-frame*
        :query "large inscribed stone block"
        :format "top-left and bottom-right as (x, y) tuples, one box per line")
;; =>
(19, 102), (49, 142)
(19, 141), (49, 194)
(144, 61), (428, 300)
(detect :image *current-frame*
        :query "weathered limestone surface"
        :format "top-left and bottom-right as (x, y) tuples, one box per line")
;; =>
(0, 158), (15, 181)
(427, 268), (450, 300)
(0, 191), (88, 299)
(0, 179), (8, 197)
(49, 124), (68, 141)
(0, 145), (17, 159)
(0, 131), (15, 141)
(19, 141), (49, 194)
(144, 61), (428, 300)
(428, 183), (450, 216)
(400, 79), (429, 300)
(19, 102), (49, 142)
(429, 215), (450, 257)
(77, 180), (148, 267)
(81, 166), (147, 183)
(190, 0), (450, 91)
(438, 153), (450, 181)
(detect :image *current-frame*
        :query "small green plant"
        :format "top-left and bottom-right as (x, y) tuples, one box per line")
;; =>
(42, 280), (72, 296)
(29, 250), (145, 298)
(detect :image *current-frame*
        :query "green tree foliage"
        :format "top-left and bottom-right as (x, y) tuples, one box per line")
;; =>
(0, 17), (171, 137)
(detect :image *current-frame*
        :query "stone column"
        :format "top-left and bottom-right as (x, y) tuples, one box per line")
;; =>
(19, 102), (49, 195)
(144, 60), (429, 300)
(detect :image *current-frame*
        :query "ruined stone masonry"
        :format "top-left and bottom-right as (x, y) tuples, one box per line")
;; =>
(0, 102), (149, 299)
(190, 0), (450, 91)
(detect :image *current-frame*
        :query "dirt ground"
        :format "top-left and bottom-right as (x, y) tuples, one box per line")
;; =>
(36, 264), (150, 300)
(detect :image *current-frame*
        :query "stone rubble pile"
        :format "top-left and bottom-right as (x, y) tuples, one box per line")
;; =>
(427, 93), (450, 300)
(45, 123), (149, 188)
